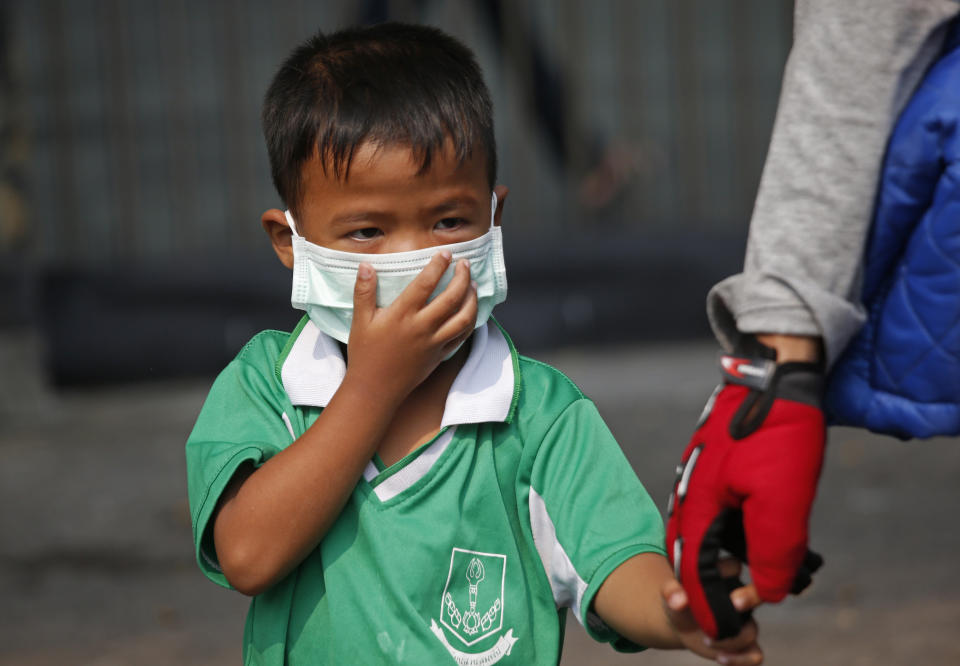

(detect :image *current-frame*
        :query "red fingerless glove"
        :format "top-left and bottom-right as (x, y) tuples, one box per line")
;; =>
(666, 341), (826, 639)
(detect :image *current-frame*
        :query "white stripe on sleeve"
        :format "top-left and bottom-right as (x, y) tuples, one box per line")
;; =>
(529, 487), (589, 622)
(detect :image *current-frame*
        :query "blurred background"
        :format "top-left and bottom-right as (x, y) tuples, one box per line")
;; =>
(1, 1), (958, 665)
(0, 0), (791, 385)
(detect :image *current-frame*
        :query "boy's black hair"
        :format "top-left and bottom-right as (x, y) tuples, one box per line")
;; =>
(263, 22), (497, 213)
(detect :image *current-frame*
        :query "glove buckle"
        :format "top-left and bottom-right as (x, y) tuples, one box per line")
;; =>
(720, 355), (776, 391)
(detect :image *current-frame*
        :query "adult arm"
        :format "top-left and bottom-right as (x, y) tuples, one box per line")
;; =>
(669, 2), (960, 639)
(708, 0), (960, 367)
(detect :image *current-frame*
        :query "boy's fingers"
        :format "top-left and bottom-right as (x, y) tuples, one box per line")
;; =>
(352, 263), (377, 323)
(708, 618), (758, 653)
(396, 251), (453, 309)
(661, 578), (688, 610)
(717, 557), (742, 578)
(424, 258), (472, 325)
(436, 277), (477, 340)
(730, 584), (763, 613)
(661, 580), (699, 634)
(440, 323), (475, 357)
(661, 580), (763, 664)
(714, 645), (764, 666)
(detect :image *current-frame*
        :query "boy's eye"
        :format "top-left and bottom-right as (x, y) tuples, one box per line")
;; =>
(435, 217), (467, 231)
(347, 228), (382, 241)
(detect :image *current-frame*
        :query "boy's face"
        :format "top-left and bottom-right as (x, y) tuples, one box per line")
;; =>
(262, 140), (508, 268)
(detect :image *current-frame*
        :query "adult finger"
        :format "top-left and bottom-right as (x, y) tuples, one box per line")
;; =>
(738, 404), (824, 602)
(394, 250), (452, 309)
(672, 500), (749, 640)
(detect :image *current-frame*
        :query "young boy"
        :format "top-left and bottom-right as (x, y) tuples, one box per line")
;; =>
(186, 22), (762, 665)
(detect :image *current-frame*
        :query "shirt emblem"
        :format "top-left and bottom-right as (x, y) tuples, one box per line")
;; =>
(430, 547), (518, 665)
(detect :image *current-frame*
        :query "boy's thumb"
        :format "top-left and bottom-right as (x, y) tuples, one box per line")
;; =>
(353, 263), (377, 321)
(661, 580), (698, 634)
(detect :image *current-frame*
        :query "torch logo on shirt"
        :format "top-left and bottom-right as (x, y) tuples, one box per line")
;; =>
(430, 547), (517, 665)
(440, 548), (505, 645)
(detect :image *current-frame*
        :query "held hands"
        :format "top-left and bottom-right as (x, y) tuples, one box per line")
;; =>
(591, 551), (762, 664)
(666, 340), (826, 640)
(662, 577), (763, 665)
(345, 251), (478, 403)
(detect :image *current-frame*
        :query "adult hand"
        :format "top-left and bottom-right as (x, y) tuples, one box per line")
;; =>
(665, 338), (826, 639)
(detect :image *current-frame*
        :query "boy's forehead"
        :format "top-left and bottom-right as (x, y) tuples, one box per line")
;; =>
(338, 141), (431, 177)
(301, 139), (489, 199)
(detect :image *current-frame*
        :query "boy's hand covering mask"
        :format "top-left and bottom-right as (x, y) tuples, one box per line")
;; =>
(285, 193), (506, 345)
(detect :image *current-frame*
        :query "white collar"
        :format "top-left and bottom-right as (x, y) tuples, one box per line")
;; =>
(280, 320), (516, 426)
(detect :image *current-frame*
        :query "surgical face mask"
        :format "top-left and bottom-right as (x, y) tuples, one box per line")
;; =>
(285, 193), (507, 347)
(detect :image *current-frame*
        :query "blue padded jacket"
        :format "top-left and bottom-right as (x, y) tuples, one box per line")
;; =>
(824, 20), (960, 440)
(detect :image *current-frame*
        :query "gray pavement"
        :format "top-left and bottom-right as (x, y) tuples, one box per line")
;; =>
(2, 339), (958, 665)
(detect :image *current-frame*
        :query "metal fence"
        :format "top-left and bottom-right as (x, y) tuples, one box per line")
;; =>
(6, 0), (792, 267)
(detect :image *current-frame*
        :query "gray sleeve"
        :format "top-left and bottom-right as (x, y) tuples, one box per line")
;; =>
(707, 0), (960, 367)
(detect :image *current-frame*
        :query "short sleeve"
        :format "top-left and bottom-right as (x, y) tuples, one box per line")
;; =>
(185, 352), (295, 588)
(528, 398), (665, 651)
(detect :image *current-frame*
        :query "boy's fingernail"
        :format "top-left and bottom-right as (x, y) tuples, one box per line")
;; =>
(462, 258), (470, 269)
(358, 263), (372, 279)
(471, 280), (478, 291)
(668, 592), (684, 610)
(703, 636), (714, 648)
(716, 655), (730, 665)
(439, 250), (452, 261)
(732, 595), (747, 611)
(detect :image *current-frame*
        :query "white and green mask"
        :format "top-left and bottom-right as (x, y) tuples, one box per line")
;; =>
(285, 193), (507, 345)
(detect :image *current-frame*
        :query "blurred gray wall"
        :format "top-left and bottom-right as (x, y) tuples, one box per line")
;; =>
(7, 0), (790, 263)
(0, 0), (794, 382)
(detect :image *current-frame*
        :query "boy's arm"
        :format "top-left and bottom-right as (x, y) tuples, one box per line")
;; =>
(213, 252), (477, 596)
(592, 553), (763, 665)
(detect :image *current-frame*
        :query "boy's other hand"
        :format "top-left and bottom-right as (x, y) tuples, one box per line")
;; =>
(662, 579), (764, 665)
(346, 251), (478, 402)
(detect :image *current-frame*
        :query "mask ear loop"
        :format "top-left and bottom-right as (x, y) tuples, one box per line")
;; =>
(284, 210), (302, 238)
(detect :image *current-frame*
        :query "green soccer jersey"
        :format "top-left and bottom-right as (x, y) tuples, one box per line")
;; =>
(186, 317), (665, 665)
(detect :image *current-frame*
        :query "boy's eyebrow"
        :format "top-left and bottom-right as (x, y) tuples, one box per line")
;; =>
(328, 211), (386, 226)
(327, 196), (481, 226)
(427, 196), (480, 215)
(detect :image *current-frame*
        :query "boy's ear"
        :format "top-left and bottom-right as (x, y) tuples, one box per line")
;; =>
(493, 185), (509, 227)
(261, 208), (294, 270)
